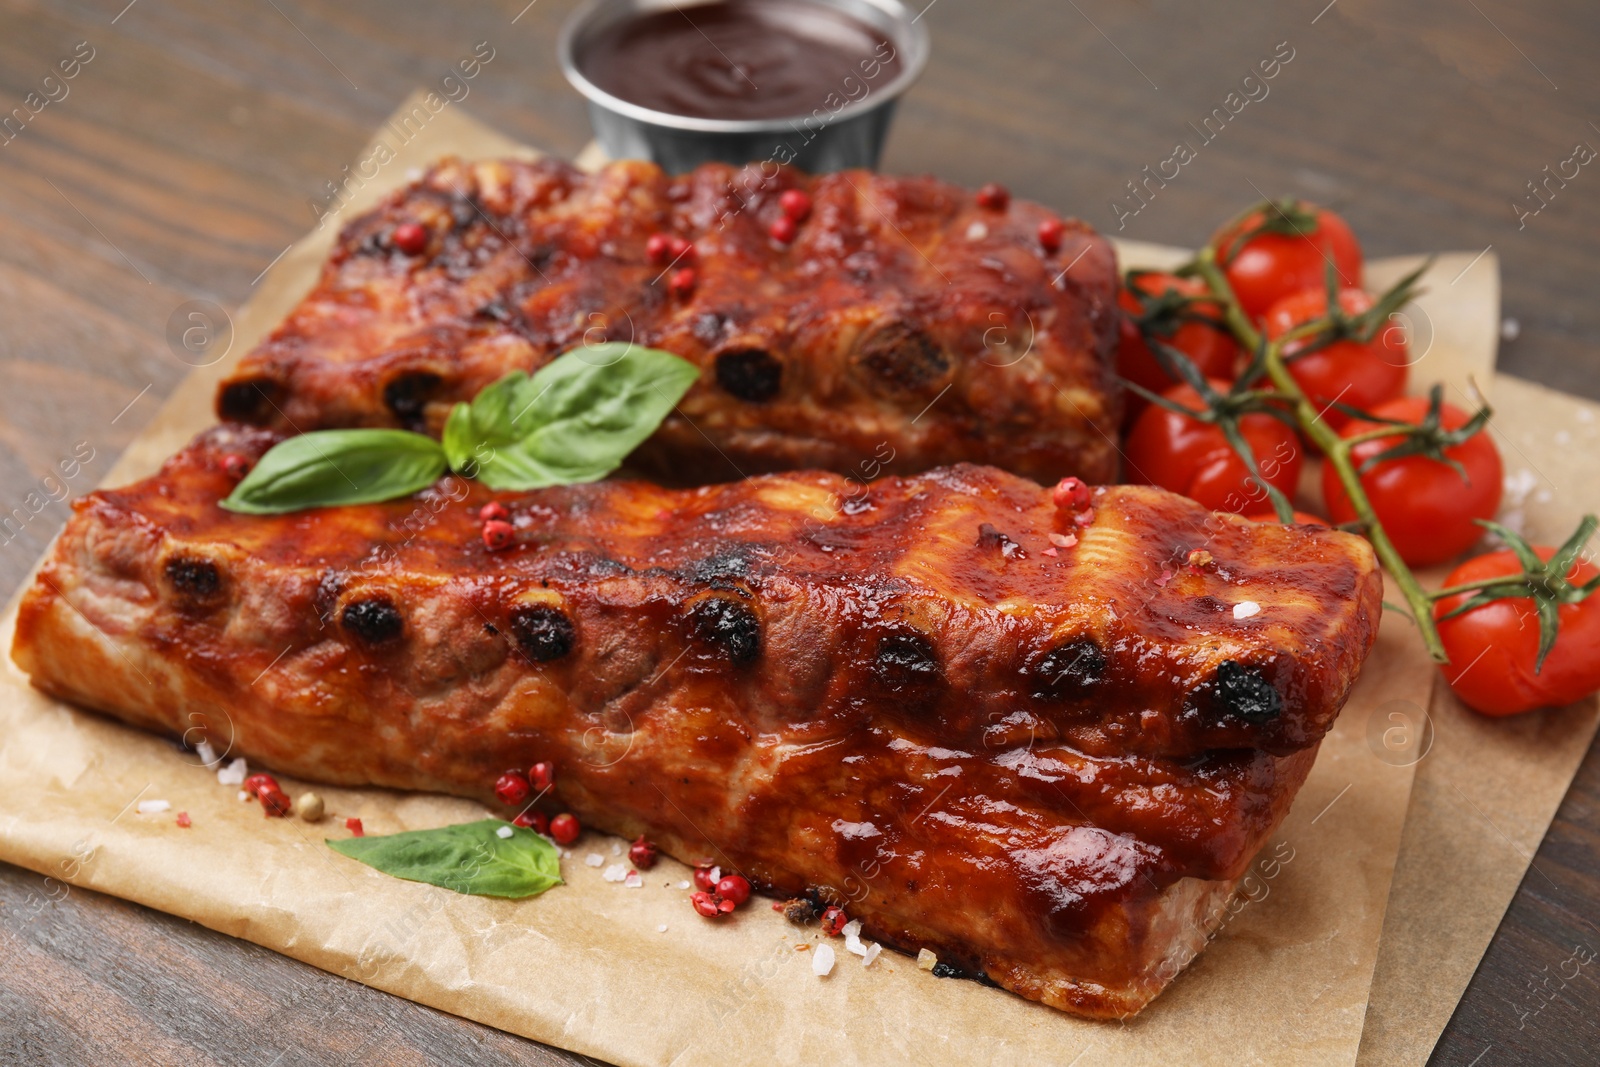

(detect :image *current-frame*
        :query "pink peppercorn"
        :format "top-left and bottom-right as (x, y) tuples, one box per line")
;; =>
(669, 267), (697, 298)
(549, 813), (581, 845)
(1037, 217), (1065, 253)
(392, 222), (429, 256)
(975, 183), (1010, 211)
(494, 771), (530, 806)
(779, 188), (812, 221)
(482, 520), (514, 551)
(716, 874), (751, 906)
(479, 502), (509, 523)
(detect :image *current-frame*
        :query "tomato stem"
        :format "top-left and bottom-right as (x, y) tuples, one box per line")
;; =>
(1193, 245), (1451, 663)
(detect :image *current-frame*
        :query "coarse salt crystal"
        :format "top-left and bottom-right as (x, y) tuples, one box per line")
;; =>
(841, 919), (863, 939)
(846, 937), (867, 956)
(678, 880), (692, 890)
(237, 790), (250, 802)
(496, 826), (514, 839)
(625, 871), (643, 889)
(585, 853), (605, 868)
(966, 221), (988, 241)
(195, 740), (217, 767)
(862, 942), (882, 967)
(602, 863), (628, 883)
(917, 948), (939, 970)
(812, 943), (836, 976)
(657, 924), (669, 933)
(611, 840), (623, 856)
(137, 799), (170, 815)
(1233, 601), (1261, 620)
(217, 757), (247, 786)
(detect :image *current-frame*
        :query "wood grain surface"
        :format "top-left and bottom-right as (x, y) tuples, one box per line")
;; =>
(1, 1), (1597, 1064)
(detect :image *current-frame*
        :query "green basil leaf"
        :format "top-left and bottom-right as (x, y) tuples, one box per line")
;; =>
(326, 819), (562, 899)
(220, 429), (447, 514)
(474, 343), (700, 490)
(442, 371), (534, 474)
(441, 401), (478, 473)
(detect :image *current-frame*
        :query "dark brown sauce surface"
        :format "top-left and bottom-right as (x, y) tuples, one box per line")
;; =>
(579, 1), (901, 121)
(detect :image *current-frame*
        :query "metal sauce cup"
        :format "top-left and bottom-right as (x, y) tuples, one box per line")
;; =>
(558, 0), (930, 173)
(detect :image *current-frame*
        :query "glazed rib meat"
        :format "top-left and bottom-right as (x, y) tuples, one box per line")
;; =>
(216, 158), (1121, 485)
(12, 428), (1381, 1017)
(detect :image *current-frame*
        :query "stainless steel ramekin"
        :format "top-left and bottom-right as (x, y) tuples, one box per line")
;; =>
(557, 0), (930, 173)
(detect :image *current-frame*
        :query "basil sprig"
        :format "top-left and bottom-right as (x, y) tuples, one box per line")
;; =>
(327, 819), (563, 899)
(221, 343), (698, 514)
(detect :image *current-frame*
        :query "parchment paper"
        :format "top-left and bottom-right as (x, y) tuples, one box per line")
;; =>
(0, 94), (1590, 1066)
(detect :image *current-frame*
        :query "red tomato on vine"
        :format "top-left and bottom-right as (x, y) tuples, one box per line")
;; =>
(1211, 201), (1363, 318)
(1435, 545), (1600, 716)
(1125, 380), (1303, 514)
(1262, 287), (1409, 432)
(1322, 394), (1503, 567)
(1116, 272), (1238, 424)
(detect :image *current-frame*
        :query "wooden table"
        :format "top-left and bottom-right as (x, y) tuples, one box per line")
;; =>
(2, 1), (1596, 1062)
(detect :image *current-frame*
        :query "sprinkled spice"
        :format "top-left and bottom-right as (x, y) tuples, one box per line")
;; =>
(690, 890), (723, 918)
(298, 792), (325, 822)
(529, 761), (554, 792)
(780, 189), (812, 221)
(975, 182), (1010, 211)
(668, 236), (694, 263)
(392, 222), (429, 256)
(669, 267), (697, 298)
(769, 214), (798, 244)
(346, 817), (364, 837)
(259, 789), (292, 818)
(1037, 216), (1065, 253)
(513, 810), (549, 834)
(175, 811), (192, 829)
(628, 836), (659, 870)
(482, 520), (514, 551)
(494, 771), (530, 806)
(1188, 549), (1214, 570)
(646, 232), (673, 264)
(1048, 532), (1077, 549)
(549, 812), (581, 845)
(716, 874), (751, 906)
(478, 502), (509, 523)
(243, 773), (279, 798)
(820, 905), (848, 936)
(692, 862), (719, 892)
(1052, 476), (1091, 512)
(220, 454), (252, 480)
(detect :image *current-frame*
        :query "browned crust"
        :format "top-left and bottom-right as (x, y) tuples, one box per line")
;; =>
(12, 428), (1381, 1016)
(216, 157), (1122, 485)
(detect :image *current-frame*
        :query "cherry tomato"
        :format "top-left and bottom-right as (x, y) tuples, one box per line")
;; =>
(1124, 380), (1303, 514)
(1244, 510), (1329, 527)
(1322, 396), (1502, 567)
(1211, 203), (1362, 319)
(1116, 273), (1239, 425)
(1435, 549), (1600, 716)
(1262, 287), (1408, 432)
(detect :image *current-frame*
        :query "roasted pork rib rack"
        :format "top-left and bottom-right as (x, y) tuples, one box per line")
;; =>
(13, 426), (1381, 1016)
(215, 158), (1121, 485)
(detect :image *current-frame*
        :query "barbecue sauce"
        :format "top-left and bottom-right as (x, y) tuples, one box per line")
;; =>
(579, 0), (901, 121)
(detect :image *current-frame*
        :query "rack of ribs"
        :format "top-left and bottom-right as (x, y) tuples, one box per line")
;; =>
(13, 425), (1380, 1017)
(215, 158), (1121, 485)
